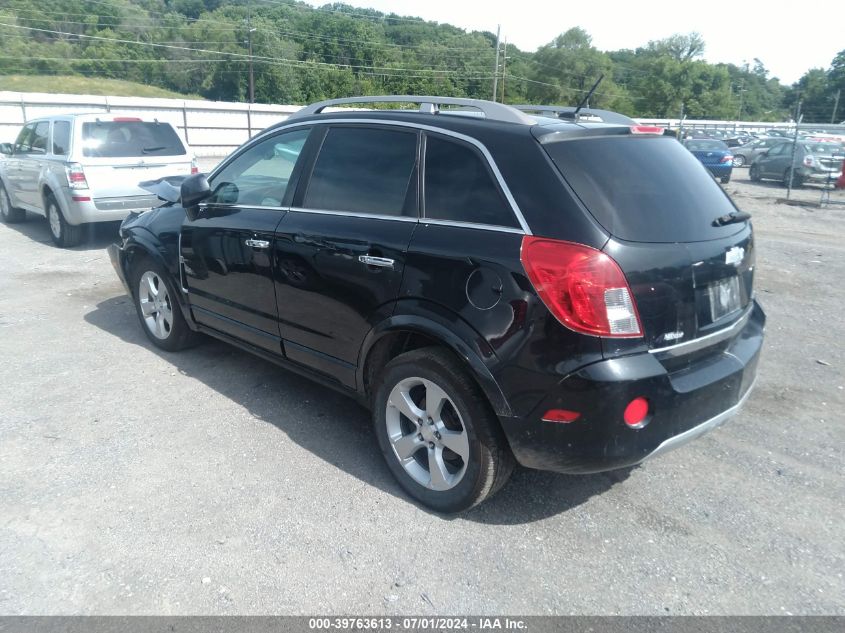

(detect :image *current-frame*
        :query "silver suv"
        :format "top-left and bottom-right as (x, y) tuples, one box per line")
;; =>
(0, 114), (196, 247)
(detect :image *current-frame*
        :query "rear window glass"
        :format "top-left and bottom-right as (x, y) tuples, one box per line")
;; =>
(81, 121), (186, 158)
(544, 136), (741, 243)
(806, 142), (845, 156)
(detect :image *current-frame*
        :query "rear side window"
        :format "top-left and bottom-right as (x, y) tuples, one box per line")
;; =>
(80, 121), (186, 158)
(424, 135), (517, 228)
(52, 121), (70, 155)
(304, 127), (417, 217)
(544, 136), (741, 243)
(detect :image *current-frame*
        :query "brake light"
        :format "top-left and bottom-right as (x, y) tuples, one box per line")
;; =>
(65, 163), (88, 189)
(720, 155), (734, 164)
(630, 125), (663, 135)
(191, 157), (199, 174)
(520, 237), (642, 338)
(112, 117), (142, 122)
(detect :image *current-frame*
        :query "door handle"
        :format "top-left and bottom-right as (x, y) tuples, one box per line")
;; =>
(359, 255), (395, 270)
(245, 238), (270, 249)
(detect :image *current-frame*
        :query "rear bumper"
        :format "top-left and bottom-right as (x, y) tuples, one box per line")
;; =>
(62, 193), (159, 225)
(705, 164), (732, 177)
(499, 300), (765, 474)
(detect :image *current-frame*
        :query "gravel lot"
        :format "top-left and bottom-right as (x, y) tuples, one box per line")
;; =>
(0, 169), (843, 615)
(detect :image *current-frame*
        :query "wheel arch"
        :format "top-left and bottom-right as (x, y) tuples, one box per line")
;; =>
(357, 306), (512, 418)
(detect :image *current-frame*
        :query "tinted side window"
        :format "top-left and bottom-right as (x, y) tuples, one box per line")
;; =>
(52, 121), (71, 155)
(424, 135), (517, 228)
(30, 122), (50, 154)
(13, 124), (34, 153)
(303, 127), (417, 217)
(208, 128), (310, 207)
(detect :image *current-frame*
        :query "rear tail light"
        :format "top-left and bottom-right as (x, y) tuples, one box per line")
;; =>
(65, 163), (88, 189)
(720, 155), (734, 164)
(541, 409), (581, 423)
(520, 237), (642, 338)
(191, 157), (199, 174)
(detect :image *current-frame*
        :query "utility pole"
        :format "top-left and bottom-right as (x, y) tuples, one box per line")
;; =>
(499, 36), (508, 103)
(737, 61), (749, 125)
(491, 25), (500, 102)
(787, 101), (803, 200)
(832, 89), (841, 124)
(246, 1), (256, 104)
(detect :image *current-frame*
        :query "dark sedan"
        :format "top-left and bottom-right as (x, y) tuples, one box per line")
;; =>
(684, 139), (734, 183)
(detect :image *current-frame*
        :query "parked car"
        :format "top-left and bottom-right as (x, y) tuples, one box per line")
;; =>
(108, 95), (764, 512)
(749, 140), (845, 187)
(0, 114), (197, 247)
(731, 137), (784, 167)
(683, 138), (734, 183)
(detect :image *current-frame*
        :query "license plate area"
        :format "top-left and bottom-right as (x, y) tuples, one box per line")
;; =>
(708, 276), (742, 322)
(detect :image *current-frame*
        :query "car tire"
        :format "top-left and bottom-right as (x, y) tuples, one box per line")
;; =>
(45, 194), (83, 247)
(721, 174), (731, 184)
(733, 155), (745, 167)
(749, 164), (761, 182)
(784, 169), (803, 188)
(130, 255), (200, 352)
(372, 347), (514, 513)
(0, 181), (26, 224)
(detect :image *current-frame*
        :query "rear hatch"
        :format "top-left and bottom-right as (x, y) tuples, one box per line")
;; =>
(540, 131), (754, 351)
(78, 120), (192, 197)
(806, 142), (845, 174)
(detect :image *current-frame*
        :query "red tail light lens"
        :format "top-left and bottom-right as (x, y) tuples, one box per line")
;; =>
(65, 163), (88, 190)
(190, 157), (199, 174)
(520, 237), (642, 338)
(630, 126), (664, 135)
(720, 155), (734, 164)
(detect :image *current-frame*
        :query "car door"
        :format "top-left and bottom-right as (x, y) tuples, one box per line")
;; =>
(180, 127), (311, 353)
(4, 123), (35, 206)
(16, 120), (50, 208)
(272, 124), (419, 387)
(760, 142), (787, 177)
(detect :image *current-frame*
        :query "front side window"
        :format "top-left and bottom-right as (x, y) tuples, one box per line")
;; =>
(52, 121), (71, 155)
(303, 127), (418, 217)
(208, 128), (310, 207)
(423, 135), (517, 228)
(15, 122), (49, 155)
(13, 124), (34, 153)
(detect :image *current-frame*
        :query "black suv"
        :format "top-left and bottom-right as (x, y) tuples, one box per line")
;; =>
(108, 96), (765, 512)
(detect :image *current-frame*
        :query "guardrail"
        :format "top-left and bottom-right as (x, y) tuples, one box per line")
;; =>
(3, 91), (844, 156)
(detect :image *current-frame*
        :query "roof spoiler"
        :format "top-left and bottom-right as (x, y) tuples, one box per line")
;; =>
(512, 105), (637, 125)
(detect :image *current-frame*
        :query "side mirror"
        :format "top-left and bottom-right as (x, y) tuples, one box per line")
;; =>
(180, 173), (211, 221)
(0, 142), (12, 155)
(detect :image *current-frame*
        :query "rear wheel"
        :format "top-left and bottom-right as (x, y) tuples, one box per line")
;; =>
(45, 194), (83, 247)
(130, 256), (200, 352)
(749, 164), (761, 182)
(784, 169), (803, 188)
(373, 348), (514, 513)
(721, 174), (731, 184)
(0, 182), (26, 223)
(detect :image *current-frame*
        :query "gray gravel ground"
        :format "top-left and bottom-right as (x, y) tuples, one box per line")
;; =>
(0, 168), (843, 615)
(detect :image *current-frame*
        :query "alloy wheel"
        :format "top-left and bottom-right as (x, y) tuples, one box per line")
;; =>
(385, 376), (470, 491)
(47, 201), (61, 239)
(138, 271), (173, 340)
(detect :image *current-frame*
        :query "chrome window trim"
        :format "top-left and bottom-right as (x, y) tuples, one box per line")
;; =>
(420, 217), (525, 234)
(649, 304), (753, 357)
(201, 203), (286, 212)
(235, 117), (532, 235)
(288, 206), (417, 223)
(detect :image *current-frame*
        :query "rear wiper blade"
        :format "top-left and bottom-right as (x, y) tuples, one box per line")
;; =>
(142, 146), (167, 153)
(712, 211), (751, 227)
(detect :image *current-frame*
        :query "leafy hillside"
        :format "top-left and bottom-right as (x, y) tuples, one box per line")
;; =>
(0, 0), (842, 121)
(0, 74), (201, 98)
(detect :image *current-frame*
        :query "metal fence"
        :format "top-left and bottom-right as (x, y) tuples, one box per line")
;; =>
(0, 91), (299, 156)
(3, 91), (845, 157)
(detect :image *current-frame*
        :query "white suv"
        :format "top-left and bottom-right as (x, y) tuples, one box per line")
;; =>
(0, 113), (197, 247)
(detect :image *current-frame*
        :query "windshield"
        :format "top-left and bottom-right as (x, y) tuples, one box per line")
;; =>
(81, 121), (186, 158)
(544, 135), (741, 243)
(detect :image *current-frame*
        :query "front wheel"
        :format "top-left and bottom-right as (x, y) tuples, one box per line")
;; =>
(373, 348), (514, 513)
(732, 155), (746, 167)
(130, 256), (200, 352)
(0, 182), (26, 224)
(721, 174), (731, 184)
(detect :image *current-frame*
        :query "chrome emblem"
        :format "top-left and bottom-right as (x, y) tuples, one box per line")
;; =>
(725, 246), (745, 266)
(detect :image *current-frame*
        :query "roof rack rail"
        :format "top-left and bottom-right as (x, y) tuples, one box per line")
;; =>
(288, 95), (537, 125)
(513, 105), (637, 125)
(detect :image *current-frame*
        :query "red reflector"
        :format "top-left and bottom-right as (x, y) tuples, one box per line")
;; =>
(71, 196), (91, 202)
(520, 237), (643, 338)
(624, 397), (649, 427)
(542, 409), (581, 423)
(112, 117), (142, 122)
(630, 125), (664, 135)
(191, 166), (199, 174)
